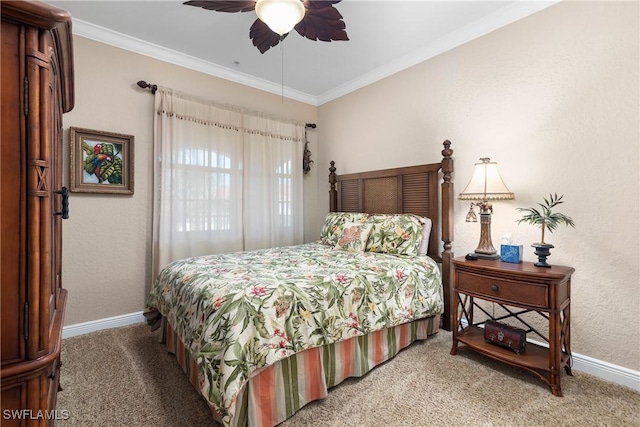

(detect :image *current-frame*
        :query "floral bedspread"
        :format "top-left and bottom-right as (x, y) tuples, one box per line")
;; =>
(145, 242), (443, 423)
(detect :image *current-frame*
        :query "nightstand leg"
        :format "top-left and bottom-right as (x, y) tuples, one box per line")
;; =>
(562, 302), (573, 376)
(549, 308), (564, 396)
(450, 289), (459, 355)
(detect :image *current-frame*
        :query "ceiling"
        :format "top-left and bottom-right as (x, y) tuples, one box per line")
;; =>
(48, 0), (557, 105)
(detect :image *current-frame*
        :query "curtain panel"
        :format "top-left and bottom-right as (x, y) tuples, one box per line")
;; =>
(242, 113), (304, 250)
(152, 88), (305, 280)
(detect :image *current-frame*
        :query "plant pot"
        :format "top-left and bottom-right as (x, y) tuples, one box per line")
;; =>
(532, 243), (554, 268)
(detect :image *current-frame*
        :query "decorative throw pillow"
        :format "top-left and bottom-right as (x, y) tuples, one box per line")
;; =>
(335, 222), (374, 252)
(418, 217), (433, 256)
(365, 214), (423, 256)
(319, 212), (369, 246)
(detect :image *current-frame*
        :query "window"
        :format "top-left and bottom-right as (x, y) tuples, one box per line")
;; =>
(172, 148), (233, 232)
(277, 160), (293, 228)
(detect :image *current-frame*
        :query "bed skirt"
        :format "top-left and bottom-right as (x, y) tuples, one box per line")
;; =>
(159, 314), (441, 427)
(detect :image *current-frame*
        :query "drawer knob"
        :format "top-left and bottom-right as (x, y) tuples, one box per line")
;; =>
(491, 284), (499, 292)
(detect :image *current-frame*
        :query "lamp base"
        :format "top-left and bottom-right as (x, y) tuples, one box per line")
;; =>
(473, 252), (501, 260)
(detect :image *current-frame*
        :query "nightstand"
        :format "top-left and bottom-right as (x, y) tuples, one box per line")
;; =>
(450, 257), (575, 396)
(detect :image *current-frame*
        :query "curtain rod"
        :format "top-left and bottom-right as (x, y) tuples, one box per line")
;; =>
(136, 80), (317, 129)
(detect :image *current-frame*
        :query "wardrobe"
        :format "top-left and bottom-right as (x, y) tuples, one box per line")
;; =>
(1, 1), (74, 425)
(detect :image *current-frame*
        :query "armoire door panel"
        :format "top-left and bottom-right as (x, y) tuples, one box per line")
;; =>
(1, 18), (27, 367)
(25, 25), (52, 360)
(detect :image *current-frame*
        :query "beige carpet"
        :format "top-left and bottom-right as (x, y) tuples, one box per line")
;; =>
(58, 323), (639, 427)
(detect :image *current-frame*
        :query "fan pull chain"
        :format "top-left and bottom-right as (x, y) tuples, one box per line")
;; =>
(280, 35), (285, 103)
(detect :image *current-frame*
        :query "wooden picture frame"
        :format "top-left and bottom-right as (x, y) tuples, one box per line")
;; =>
(70, 127), (134, 194)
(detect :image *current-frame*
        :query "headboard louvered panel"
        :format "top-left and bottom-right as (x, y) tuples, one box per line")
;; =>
(328, 140), (454, 330)
(338, 180), (360, 212)
(401, 173), (429, 217)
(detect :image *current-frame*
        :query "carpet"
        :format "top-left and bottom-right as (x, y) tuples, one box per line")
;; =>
(57, 323), (639, 426)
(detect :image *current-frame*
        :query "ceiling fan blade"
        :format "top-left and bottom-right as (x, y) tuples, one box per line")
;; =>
(182, 1), (256, 13)
(250, 19), (285, 54)
(305, 0), (343, 8)
(296, 1), (348, 42)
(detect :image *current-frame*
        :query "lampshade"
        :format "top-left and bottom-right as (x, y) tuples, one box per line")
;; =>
(459, 158), (514, 201)
(255, 0), (305, 36)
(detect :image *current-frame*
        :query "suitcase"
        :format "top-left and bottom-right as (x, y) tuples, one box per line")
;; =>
(484, 320), (526, 354)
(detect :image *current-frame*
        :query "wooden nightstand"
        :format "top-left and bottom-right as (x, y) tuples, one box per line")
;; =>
(450, 257), (575, 396)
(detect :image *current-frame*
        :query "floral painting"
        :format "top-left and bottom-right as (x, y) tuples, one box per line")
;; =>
(70, 127), (134, 194)
(82, 140), (123, 184)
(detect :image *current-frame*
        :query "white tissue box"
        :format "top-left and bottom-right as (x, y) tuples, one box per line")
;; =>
(500, 244), (523, 263)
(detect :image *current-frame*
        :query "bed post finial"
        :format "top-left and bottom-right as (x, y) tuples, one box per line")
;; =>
(441, 140), (453, 182)
(440, 140), (454, 331)
(329, 161), (337, 212)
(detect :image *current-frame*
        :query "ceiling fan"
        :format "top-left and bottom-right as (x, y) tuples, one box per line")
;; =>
(183, 0), (349, 54)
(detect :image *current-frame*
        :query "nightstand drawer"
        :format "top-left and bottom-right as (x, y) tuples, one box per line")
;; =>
(457, 271), (548, 308)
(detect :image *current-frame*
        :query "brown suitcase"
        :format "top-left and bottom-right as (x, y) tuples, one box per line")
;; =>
(484, 320), (526, 354)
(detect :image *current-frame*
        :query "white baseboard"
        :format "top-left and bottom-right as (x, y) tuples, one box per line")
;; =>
(62, 311), (145, 339)
(571, 351), (640, 392)
(63, 313), (639, 392)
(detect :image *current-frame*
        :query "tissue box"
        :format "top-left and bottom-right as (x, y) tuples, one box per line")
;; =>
(500, 244), (523, 263)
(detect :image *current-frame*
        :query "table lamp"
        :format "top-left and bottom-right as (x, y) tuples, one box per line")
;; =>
(459, 157), (514, 259)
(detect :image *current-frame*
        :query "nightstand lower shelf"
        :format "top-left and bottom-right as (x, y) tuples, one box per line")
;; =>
(452, 326), (572, 391)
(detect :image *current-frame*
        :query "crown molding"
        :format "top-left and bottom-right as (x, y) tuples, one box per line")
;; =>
(71, 19), (318, 106)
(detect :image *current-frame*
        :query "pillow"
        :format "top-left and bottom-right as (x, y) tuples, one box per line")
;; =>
(319, 212), (369, 246)
(334, 222), (374, 252)
(418, 217), (433, 256)
(365, 214), (423, 256)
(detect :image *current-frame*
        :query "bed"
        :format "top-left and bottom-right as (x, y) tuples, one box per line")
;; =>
(144, 140), (454, 426)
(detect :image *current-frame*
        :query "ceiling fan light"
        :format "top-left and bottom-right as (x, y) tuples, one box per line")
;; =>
(255, 0), (305, 36)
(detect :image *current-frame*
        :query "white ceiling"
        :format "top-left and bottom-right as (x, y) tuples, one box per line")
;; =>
(49, 0), (557, 105)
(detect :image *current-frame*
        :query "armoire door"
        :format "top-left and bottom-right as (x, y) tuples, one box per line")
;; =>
(0, 16), (27, 367)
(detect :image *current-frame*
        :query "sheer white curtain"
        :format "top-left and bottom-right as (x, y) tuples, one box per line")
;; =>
(243, 114), (305, 250)
(151, 88), (305, 278)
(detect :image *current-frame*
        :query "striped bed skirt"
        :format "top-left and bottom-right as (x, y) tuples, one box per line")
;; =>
(159, 314), (441, 427)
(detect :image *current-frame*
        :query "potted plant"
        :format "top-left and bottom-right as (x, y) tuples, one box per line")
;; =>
(516, 193), (575, 268)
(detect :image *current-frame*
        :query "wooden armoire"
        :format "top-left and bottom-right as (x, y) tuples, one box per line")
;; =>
(1, 1), (74, 425)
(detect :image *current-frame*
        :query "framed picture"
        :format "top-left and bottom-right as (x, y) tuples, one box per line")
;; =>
(70, 127), (134, 194)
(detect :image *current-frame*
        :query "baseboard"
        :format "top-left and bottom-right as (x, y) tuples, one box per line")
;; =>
(570, 351), (640, 392)
(62, 311), (145, 339)
(64, 313), (639, 392)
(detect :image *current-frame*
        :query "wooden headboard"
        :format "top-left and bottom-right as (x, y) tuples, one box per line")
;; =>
(328, 140), (454, 330)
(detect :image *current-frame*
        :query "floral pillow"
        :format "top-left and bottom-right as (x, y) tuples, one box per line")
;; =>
(334, 222), (374, 252)
(319, 212), (369, 246)
(365, 214), (424, 256)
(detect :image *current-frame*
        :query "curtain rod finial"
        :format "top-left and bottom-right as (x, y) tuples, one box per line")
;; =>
(137, 80), (157, 94)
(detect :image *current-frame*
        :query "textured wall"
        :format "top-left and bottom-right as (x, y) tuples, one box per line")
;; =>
(61, 37), (317, 325)
(316, 1), (639, 370)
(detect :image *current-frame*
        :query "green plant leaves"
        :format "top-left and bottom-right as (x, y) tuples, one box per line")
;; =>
(516, 193), (575, 243)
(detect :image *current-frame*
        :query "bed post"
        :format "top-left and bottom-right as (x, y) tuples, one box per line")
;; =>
(329, 160), (338, 212)
(440, 140), (454, 331)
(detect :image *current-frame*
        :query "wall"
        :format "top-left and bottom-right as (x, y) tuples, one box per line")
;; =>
(316, 1), (639, 371)
(61, 36), (317, 325)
